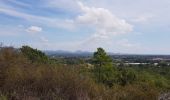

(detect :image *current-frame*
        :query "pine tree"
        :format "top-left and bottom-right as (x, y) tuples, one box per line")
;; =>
(93, 48), (115, 86)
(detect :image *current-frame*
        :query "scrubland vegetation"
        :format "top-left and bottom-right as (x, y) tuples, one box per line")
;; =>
(0, 45), (170, 100)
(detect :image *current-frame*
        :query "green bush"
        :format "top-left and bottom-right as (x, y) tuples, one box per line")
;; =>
(116, 68), (137, 86)
(20, 45), (49, 64)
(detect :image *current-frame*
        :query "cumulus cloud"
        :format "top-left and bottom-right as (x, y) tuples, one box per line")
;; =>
(76, 2), (133, 39)
(0, 1), (132, 35)
(26, 26), (42, 33)
(67, 1), (134, 51)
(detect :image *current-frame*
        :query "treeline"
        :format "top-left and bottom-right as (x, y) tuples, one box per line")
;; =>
(0, 45), (169, 100)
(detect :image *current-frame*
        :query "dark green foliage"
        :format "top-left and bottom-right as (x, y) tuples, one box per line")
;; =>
(92, 48), (115, 86)
(116, 68), (137, 86)
(93, 48), (112, 67)
(92, 48), (137, 87)
(20, 45), (49, 64)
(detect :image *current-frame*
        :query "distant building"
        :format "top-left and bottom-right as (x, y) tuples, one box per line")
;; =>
(152, 58), (164, 61)
(154, 63), (158, 66)
(125, 63), (148, 65)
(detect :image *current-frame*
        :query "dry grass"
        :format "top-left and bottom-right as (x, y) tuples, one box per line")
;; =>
(0, 47), (160, 100)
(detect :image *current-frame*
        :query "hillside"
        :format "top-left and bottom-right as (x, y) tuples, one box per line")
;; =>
(0, 46), (170, 100)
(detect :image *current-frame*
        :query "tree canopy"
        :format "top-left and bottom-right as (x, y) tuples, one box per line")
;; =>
(20, 45), (49, 63)
(92, 47), (115, 86)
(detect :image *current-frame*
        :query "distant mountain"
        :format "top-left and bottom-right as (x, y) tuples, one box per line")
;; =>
(43, 50), (123, 57)
(43, 50), (93, 57)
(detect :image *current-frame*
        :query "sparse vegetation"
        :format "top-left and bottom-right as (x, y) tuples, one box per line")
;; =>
(0, 46), (169, 100)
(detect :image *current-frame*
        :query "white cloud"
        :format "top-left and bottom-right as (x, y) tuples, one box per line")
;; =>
(43, 1), (134, 51)
(0, 1), (133, 35)
(0, 8), (44, 21)
(0, 7), (75, 30)
(76, 2), (133, 39)
(65, 1), (134, 51)
(0, 1), (136, 52)
(26, 26), (42, 33)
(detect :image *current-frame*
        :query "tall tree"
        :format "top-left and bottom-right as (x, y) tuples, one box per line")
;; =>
(93, 48), (115, 86)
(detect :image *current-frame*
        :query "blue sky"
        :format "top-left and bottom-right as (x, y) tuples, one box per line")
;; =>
(0, 0), (170, 54)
